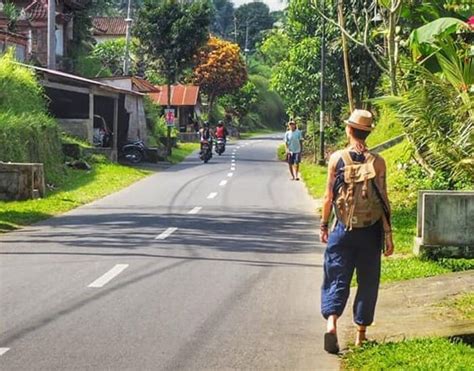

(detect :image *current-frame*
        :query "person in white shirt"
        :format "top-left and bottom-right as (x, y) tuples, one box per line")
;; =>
(284, 120), (303, 180)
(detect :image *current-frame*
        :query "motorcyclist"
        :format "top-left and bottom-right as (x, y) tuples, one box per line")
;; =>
(199, 122), (213, 155)
(215, 120), (229, 143)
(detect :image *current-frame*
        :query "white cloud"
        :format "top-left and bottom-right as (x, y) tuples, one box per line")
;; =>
(231, 0), (287, 12)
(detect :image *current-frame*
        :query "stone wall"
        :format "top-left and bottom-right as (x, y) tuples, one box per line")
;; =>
(414, 190), (474, 258)
(0, 163), (45, 201)
(59, 118), (93, 143)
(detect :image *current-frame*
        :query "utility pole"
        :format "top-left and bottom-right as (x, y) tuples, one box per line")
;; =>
(318, 0), (326, 165)
(244, 19), (249, 60)
(233, 16), (237, 43)
(338, 0), (354, 112)
(123, 0), (133, 75)
(47, 0), (56, 69)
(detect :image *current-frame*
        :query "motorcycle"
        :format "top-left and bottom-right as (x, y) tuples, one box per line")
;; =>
(215, 138), (226, 155)
(199, 141), (212, 163)
(121, 140), (146, 164)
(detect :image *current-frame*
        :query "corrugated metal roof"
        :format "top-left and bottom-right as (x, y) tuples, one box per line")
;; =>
(132, 77), (160, 93)
(95, 76), (160, 93)
(150, 84), (200, 106)
(92, 17), (127, 36)
(22, 64), (143, 96)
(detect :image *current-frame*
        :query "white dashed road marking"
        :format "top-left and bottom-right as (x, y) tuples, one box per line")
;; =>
(207, 192), (218, 199)
(231, 159), (235, 163)
(0, 348), (10, 356)
(188, 207), (202, 215)
(155, 227), (178, 240)
(228, 172), (233, 177)
(219, 180), (228, 186)
(231, 167), (236, 171)
(88, 264), (129, 288)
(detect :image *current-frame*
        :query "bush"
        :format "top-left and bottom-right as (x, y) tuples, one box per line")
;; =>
(143, 97), (167, 148)
(249, 75), (287, 129)
(0, 52), (64, 183)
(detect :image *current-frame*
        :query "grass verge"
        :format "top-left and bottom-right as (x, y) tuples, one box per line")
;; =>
(0, 160), (150, 232)
(239, 129), (276, 139)
(437, 292), (474, 321)
(343, 337), (474, 370)
(168, 143), (200, 164)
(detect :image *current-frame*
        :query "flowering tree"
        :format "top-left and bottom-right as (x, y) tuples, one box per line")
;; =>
(193, 37), (247, 112)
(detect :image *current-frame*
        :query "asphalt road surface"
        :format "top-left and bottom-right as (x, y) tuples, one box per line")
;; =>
(0, 135), (338, 370)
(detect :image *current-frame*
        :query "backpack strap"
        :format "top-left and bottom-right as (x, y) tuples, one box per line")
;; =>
(340, 150), (354, 166)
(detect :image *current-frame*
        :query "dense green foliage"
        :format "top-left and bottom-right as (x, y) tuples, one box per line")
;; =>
(0, 53), (64, 183)
(134, 0), (212, 84)
(344, 337), (474, 370)
(143, 97), (167, 148)
(234, 2), (274, 51)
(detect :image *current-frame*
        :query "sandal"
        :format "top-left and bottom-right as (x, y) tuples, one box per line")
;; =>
(324, 332), (339, 354)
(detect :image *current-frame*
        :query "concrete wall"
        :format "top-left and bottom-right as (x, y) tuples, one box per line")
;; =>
(414, 190), (474, 258)
(0, 163), (45, 201)
(59, 118), (93, 143)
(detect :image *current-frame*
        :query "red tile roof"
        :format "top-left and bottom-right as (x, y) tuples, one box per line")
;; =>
(24, 0), (47, 21)
(150, 84), (200, 106)
(92, 17), (127, 36)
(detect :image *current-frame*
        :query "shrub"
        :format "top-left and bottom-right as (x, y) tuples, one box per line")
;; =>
(0, 52), (64, 183)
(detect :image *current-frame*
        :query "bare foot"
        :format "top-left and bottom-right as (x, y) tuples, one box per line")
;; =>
(327, 315), (337, 334)
(355, 328), (367, 346)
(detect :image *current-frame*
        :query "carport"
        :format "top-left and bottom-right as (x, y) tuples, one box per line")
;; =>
(28, 65), (144, 161)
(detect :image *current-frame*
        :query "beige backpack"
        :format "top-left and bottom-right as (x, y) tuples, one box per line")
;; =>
(334, 150), (384, 230)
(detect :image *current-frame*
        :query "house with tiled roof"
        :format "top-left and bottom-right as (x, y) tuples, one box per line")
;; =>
(0, 0), (87, 68)
(92, 17), (127, 44)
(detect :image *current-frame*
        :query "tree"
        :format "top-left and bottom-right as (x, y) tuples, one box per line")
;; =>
(235, 2), (274, 52)
(220, 81), (258, 128)
(193, 36), (247, 113)
(259, 29), (291, 67)
(210, 0), (235, 39)
(271, 38), (322, 119)
(92, 38), (138, 76)
(135, 0), (211, 153)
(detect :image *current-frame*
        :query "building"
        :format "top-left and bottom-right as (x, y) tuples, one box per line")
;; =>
(0, 29), (27, 61)
(150, 84), (201, 139)
(0, 0), (88, 68)
(30, 65), (146, 161)
(97, 76), (160, 143)
(92, 17), (127, 44)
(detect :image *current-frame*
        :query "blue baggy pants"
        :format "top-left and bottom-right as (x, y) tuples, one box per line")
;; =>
(321, 220), (383, 326)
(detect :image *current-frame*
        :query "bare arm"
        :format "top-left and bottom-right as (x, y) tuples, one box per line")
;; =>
(319, 152), (339, 243)
(374, 156), (395, 256)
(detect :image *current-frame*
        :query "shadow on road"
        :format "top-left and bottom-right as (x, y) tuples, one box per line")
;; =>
(1, 208), (321, 256)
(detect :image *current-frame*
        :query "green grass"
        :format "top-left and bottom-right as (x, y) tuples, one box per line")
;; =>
(0, 162), (150, 232)
(168, 143), (200, 164)
(367, 105), (404, 148)
(239, 129), (276, 139)
(437, 292), (474, 321)
(299, 160), (328, 199)
(343, 337), (474, 370)
(380, 257), (450, 284)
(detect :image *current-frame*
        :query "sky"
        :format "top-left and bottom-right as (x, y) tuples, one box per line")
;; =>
(231, 0), (287, 12)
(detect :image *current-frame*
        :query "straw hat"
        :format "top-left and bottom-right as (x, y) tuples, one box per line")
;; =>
(344, 109), (374, 132)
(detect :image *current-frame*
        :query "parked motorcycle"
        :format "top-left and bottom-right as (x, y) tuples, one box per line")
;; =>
(215, 138), (226, 155)
(199, 141), (212, 163)
(121, 140), (146, 164)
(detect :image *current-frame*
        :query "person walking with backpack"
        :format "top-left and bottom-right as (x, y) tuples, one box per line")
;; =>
(319, 109), (394, 354)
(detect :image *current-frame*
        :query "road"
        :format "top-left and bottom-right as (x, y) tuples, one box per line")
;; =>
(0, 135), (338, 370)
